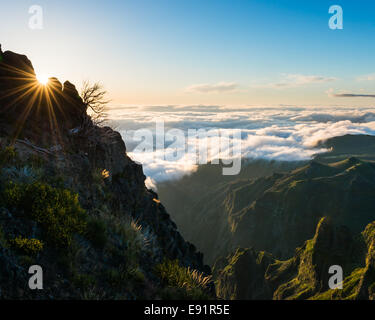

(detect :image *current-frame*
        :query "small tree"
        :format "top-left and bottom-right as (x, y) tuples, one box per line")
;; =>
(81, 81), (110, 126)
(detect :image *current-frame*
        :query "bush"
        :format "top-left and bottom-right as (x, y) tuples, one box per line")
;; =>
(10, 237), (44, 255)
(72, 273), (96, 290)
(0, 146), (18, 166)
(103, 265), (145, 293)
(104, 266), (129, 289)
(1, 181), (86, 247)
(92, 168), (106, 185)
(86, 217), (108, 249)
(102, 213), (145, 269)
(155, 259), (212, 299)
(0, 226), (7, 248)
(2, 181), (23, 208)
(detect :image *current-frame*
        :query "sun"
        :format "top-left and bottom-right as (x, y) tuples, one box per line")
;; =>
(36, 74), (49, 85)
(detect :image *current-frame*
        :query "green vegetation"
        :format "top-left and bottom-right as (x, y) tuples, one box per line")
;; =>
(1, 181), (86, 247)
(311, 267), (365, 300)
(0, 225), (7, 248)
(104, 265), (143, 289)
(86, 217), (108, 249)
(0, 146), (18, 166)
(92, 168), (106, 185)
(363, 221), (375, 246)
(10, 237), (44, 255)
(103, 214), (145, 268)
(155, 259), (212, 299)
(72, 273), (96, 290)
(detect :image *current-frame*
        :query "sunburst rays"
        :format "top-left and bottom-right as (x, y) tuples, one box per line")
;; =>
(0, 60), (66, 147)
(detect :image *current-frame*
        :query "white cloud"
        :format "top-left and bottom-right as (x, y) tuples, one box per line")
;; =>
(254, 74), (337, 89)
(185, 82), (240, 94)
(357, 73), (375, 82)
(112, 105), (375, 181)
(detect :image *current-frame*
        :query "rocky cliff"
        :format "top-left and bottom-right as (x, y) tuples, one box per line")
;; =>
(0, 49), (212, 299)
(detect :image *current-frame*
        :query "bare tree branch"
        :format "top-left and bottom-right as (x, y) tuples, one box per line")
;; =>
(80, 81), (111, 126)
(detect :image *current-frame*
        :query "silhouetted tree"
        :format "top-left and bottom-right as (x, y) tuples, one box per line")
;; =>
(81, 81), (110, 125)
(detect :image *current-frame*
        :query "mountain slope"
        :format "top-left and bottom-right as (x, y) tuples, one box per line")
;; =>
(0, 49), (212, 299)
(158, 160), (305, 264)
(160, 154), (375, 264)
(315, 134), (375, 162)
(234, 157), (375, 258)
(215, 217), (375, 300)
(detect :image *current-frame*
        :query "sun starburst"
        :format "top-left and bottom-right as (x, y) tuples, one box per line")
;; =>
(36, 74), (49, 85)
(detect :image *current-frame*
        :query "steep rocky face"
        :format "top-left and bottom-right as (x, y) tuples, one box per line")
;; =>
(0, 49), (211, 299)
(215, 217), (375, 300)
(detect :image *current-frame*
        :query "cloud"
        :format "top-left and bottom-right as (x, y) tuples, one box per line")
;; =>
(185, 82), (240, 94)
(333, 93), (375, 98)
(254, 74), (337, 89)
(114, 105), (375, 182)
(356, 73), (375, 82)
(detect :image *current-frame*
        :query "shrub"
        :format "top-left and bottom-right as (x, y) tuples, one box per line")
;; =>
(155, 259), (212, 298)
(86, 217), (108, 249)
(1, 181), (23, 208)
(0, 226), (7, 248)
(1, 181), (86, 247)
(101, 213), (145, 268)
(104, 266), (129, 289)
(72, 273), (96, 290)
(0, 146), (18, 166)
(102, 265), (145, 294)
(18, 255), (35, 267)
(92, 168), (105, 185)
(10, 237), (44, 255)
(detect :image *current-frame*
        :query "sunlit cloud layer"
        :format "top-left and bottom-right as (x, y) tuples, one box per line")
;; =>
(108, 105), (375, 185)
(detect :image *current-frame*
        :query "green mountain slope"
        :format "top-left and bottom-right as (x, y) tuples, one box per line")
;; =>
(158, 160), (304, 264)
(215, 217), (375, 300)
(159, 153), (375, 265)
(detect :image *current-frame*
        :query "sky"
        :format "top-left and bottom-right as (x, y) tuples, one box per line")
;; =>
(1, 0), (375, 106)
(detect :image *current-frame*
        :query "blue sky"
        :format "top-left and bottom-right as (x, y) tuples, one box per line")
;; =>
(1, 0), (375, 106)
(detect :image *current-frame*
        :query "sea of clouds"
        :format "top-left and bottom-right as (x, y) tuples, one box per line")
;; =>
(108, 105), (375, 187)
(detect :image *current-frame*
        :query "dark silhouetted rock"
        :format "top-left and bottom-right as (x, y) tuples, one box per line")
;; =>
(0, 50), (87, 139)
